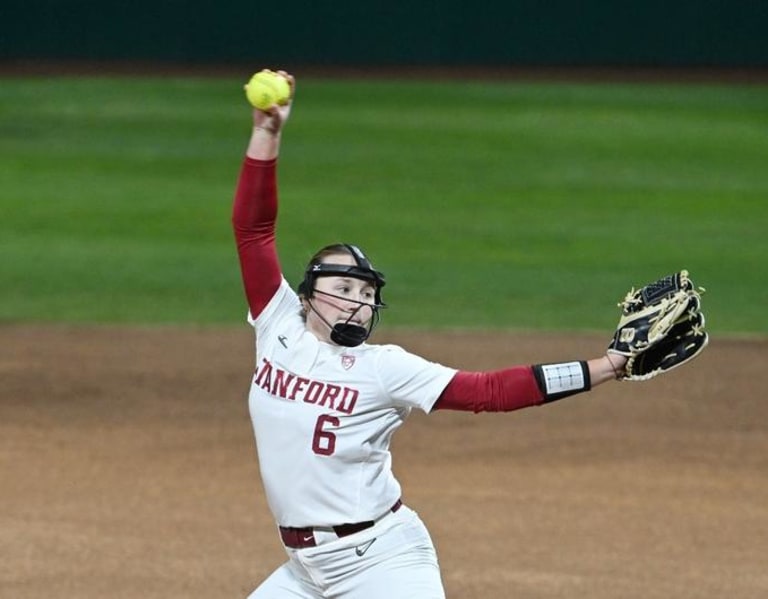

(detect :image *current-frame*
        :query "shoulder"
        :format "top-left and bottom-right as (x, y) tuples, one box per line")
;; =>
(248, 277), (301, 329)
(357, 342), (457, 411)
(364, 342), (454, 376)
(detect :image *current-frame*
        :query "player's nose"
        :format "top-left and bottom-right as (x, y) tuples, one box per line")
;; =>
(345, 298), (365, 312)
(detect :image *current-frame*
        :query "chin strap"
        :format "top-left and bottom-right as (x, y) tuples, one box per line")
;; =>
(330, 323), (369, 347)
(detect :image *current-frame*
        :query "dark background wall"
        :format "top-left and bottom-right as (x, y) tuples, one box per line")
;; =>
(2, 0), (767, 67)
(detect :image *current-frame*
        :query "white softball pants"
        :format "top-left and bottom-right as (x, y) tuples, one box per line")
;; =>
(247, 505), (445, 599)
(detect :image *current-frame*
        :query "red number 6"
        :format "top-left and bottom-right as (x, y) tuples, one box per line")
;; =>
(312, 414), (340, 456)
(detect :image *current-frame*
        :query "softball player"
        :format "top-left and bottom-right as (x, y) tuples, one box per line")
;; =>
(233, 71), (627, 599)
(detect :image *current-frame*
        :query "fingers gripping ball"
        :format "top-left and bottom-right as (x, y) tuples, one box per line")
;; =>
(244, 70), (291, 110)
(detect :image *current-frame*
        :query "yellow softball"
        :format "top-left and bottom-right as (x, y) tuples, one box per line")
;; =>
(244, 70), (291, 110)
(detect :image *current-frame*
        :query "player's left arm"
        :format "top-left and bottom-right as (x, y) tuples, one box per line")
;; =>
(432, 354), (626, 412)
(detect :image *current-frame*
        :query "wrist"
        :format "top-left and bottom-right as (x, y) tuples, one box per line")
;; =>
(246, 127), (281, 160)
(605, 353), (626, 380)
(254, 125), (279, 136)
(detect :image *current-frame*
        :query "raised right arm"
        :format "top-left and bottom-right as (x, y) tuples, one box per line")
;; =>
(231, 71), (295, 320)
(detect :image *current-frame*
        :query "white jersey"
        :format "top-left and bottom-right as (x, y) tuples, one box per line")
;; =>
(247, 278), (457, 527)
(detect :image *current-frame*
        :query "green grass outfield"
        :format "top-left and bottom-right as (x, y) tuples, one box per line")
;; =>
(1, 75), (767, 334)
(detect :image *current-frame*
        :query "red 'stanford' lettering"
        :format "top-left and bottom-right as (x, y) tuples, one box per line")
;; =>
(253, 358), (358, 414)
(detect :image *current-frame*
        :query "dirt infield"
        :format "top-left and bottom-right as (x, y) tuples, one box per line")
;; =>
(2, 325), (767, 599)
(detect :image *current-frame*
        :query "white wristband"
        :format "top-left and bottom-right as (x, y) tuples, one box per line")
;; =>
(533, 361), (591, 403)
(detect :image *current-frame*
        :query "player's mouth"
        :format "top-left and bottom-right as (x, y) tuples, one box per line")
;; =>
(337, 318), (364, 326)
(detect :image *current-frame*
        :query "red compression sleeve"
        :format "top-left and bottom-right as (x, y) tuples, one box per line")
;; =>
(432, 367), (545, 412)
(232, 157), (283, 319)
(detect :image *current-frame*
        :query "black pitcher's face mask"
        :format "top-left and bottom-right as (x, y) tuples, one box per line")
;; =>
(310, 287), (380, 347)
(298, 244), (386, 347)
